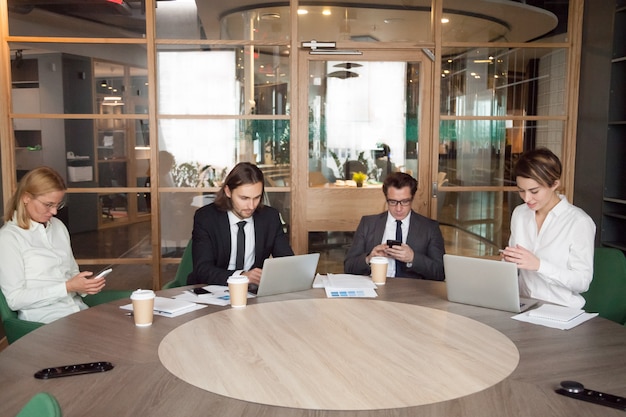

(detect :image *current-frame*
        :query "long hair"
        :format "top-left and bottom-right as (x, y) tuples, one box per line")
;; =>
(382, 172), (418, 197)
(514, 148), (562, 188)
(214, 162), (265, 211)
(4, 167), (66, 229)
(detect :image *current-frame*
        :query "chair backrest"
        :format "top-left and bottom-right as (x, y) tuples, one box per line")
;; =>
(16, 392), (62, 417)
(0, 285), (17, 320)
(0, 286), (45, 344)
(582, 247), (626, 325)
(163, 240), (193, 289)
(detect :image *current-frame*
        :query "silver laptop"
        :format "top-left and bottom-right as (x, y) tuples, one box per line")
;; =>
(444, 254), (538, 313)
(255, 253), (320, 297)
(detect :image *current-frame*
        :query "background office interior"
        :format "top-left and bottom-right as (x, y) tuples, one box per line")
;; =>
(0, 0), (623, 294)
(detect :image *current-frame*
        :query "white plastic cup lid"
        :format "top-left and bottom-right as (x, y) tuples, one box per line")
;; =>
(370, 256), (388, 264)
(131, 289), (155, 300)
(227, 275), (249, 284)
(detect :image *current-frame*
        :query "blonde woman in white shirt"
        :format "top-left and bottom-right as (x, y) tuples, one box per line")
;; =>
(501, 148), (596, 308)
(0, 167), (106, 323)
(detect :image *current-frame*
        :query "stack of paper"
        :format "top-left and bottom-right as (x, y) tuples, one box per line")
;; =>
(173, 285), (256, 307)
(512, 303), (598, 330)
(314, 273), (378, 298)
(120, 296), (207, 317)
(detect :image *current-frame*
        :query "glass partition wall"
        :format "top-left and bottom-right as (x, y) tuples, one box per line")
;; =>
(0, 0), (581, 287)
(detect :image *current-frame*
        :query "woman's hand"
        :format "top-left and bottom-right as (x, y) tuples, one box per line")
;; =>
(66, 271), (106, 295)
(501, 244), (540, 271)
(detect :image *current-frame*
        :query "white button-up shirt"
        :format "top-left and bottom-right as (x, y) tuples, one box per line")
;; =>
(509, 195), (596, 308)
(0, 215), (87, 323)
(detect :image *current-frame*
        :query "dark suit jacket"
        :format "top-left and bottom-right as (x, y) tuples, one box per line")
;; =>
(344, 211), (445, 281)
(187, 203), (294, 286)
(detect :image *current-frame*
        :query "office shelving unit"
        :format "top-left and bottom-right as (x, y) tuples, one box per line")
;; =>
(602, 0), (626, 251)
(11, 59), (43, 179)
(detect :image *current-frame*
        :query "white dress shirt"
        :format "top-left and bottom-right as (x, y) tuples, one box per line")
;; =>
(509, 195), (596, 308)
(0, 215), (88, 323)
(227, 211), (255, 274)
(381, 212), (411, 277)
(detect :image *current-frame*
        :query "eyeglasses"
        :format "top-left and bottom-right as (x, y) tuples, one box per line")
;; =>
(386, 199), (412, 207)
(35, 197), (66, 211)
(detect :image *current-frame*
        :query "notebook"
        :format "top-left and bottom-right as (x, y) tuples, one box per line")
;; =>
(444, 254), (538, 313)
(255, 253), (321, 297)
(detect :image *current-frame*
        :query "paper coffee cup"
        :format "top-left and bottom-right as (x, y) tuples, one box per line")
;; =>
(131, 289), (155, 326)
(227, 275), (249, 308)
(370, 257), (388, 285)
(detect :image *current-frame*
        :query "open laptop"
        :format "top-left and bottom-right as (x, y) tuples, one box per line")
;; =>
(255, 253), (320, 297)
(444, 254), (538, 313)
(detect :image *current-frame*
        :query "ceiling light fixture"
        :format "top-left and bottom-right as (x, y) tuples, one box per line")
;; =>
(334, 62), (362, 69)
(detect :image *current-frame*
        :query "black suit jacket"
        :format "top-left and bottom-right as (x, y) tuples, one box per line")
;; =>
(187, 203), (294, 286)
(344, 211), (445, 281)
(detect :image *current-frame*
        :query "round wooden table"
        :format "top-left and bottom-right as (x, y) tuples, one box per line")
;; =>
(0, 278), (625, 417)
(159, 299), (519, 410)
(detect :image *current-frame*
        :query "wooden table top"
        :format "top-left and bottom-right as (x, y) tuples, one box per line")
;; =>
(1, 278), (625, 417)
(159, 299), (519, 410)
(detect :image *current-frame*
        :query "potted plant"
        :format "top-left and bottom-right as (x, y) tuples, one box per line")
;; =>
(352, 171), (367, 187)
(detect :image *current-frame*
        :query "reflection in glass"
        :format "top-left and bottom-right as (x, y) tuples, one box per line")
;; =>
(437, 191), (522, 253)
(8, 2), (146, 38)
(309, 232), (354, 274)
(441, 0), (567, 43)
(157, 46), (289, 116)
(296, 4), (431, 43)
(265, 191), (290, 238)
(70, 212), (151, 258)
(158, 119), (290, 186)
(160, 190), (204, 257)
(220, 6), (290, 42)
(308, 60), (420, 185)
(441, 47), (568, 117)
(95, 61), (149, 115)
(9, 44), (147, 81)
(438, 120), (564, 187)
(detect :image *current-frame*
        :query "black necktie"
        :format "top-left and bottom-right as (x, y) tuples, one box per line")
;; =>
(236, 221), (246, 270)
(395, 220), (403, 276)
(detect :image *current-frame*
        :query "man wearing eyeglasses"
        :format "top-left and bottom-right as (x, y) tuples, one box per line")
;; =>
(344, 172), (445, 280)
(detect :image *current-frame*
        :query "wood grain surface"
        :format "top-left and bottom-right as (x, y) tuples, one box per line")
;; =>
(159, 299), (519, 410)
(0, 279), (625, 417)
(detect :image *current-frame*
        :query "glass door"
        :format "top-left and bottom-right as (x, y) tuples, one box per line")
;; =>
(295, 49), (433, 272)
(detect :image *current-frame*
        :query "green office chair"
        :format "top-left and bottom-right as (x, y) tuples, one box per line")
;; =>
(582, 247), (626, 325)
(0, 288), (44, 345)
(0, 288), (131, 345)
(163, 240), (193, 289)
(16, 392), (62, 417)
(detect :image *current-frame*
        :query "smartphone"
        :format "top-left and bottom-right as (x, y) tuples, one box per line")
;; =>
(192, 287), (211, 295)
(91, 268), (112, 279)
(387, 239), (401, 247)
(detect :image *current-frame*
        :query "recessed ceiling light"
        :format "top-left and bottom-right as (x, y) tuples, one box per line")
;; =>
(297, 9), (308, 15)
(261, 13), (280, 20)
(441, 18), (450, 24)
(323, 9), (331, 16)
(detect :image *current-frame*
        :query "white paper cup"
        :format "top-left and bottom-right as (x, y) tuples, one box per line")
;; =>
(370, 257), (389, 285)
(227, 275), (250, 308)
(130, 289), (155, 326)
